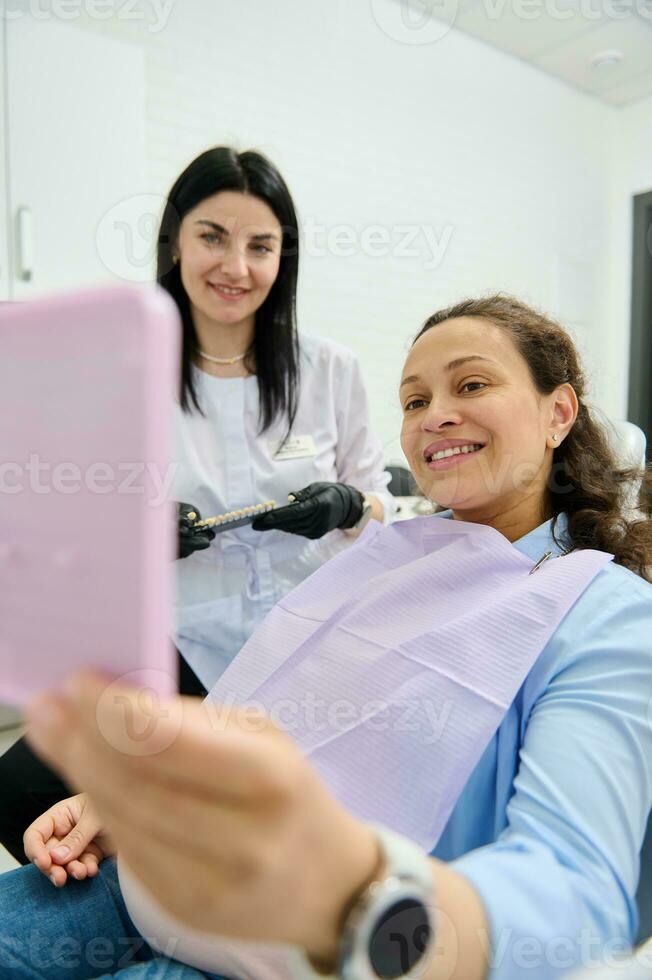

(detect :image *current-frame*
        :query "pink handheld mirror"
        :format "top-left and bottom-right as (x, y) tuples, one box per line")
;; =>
(0, 285), (180, 706)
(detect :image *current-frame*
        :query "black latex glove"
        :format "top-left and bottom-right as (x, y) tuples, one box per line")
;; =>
(251, 482), (364, 540)
(177, 501), (216, 559)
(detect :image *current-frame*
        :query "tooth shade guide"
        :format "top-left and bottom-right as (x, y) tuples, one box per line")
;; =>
(192, 500), (277, 533)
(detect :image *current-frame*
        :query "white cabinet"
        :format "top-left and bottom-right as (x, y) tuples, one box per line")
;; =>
(0, 14), (146, 718)
(0, 11), (146, 299)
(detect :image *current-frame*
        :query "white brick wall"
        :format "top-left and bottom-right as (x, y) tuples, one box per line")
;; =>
(60, 0), (648, 460)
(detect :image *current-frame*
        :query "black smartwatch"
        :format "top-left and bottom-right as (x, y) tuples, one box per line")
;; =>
(290, 824), (435, 979)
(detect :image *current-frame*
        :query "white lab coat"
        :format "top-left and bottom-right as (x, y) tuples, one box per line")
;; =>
(171, 334), (394, 689)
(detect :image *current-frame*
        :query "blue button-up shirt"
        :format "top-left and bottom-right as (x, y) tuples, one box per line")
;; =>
(432, 512), (652, 978)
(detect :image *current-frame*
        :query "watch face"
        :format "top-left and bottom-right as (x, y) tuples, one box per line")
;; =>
(368, 897), (432, 978)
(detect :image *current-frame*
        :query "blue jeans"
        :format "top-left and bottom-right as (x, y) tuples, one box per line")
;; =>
(0, 859), (228, 979)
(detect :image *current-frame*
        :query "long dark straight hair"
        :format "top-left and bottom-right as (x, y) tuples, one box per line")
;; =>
(157, 147), (300, 433)
(415, 294), (652, 581)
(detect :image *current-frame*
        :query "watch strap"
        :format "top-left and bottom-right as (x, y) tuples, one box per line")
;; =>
(290, 824), (434, 980)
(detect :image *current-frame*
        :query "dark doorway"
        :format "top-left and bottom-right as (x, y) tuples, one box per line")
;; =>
(628, 190), (652, 462)
(629, 191), (652, 943)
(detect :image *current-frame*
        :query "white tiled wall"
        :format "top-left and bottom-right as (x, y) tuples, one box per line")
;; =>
(64, 0), (628, 464)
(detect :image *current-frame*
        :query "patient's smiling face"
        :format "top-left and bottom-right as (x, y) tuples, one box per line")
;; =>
(399, 316), (577, 540)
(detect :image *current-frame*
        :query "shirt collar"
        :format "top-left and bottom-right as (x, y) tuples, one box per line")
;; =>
(435, 510), (571, 562)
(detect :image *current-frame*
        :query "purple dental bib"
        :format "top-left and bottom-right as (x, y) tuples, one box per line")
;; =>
(208, 514), (612, 849)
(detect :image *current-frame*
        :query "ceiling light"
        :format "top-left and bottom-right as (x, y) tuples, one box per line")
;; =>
(590, 49), (624, 69)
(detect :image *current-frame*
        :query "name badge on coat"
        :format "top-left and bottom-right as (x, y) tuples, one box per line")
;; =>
(269, 435), (316, 461)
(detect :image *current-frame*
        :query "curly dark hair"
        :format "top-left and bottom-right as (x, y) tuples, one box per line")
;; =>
(415, 294), (652, 582)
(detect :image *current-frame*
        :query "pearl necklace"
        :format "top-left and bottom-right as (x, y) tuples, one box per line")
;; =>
(197, 348), (247, 366)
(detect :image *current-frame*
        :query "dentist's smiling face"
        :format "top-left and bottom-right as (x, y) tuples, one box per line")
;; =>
(400, 316), (565, 525)
(176, 191), (282, 330)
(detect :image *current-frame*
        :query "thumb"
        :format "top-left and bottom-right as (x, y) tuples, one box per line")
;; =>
(49, 811), (101, 864)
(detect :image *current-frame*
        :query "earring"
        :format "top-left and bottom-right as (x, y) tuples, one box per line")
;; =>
(172, 254), (179, 265)
(551, 434), (559, 444)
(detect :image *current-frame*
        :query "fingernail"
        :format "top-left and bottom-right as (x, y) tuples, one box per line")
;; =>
(49, 873), (58, 886)
(51, 845), (70, 860)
